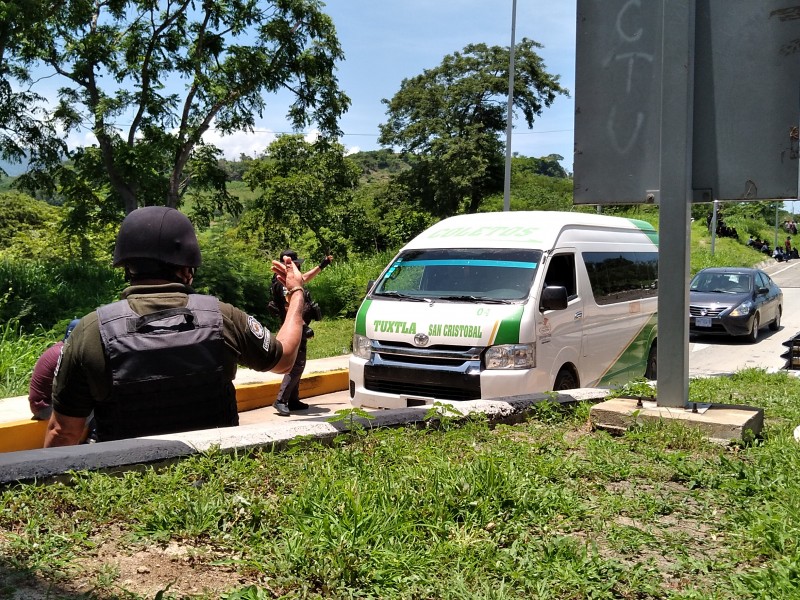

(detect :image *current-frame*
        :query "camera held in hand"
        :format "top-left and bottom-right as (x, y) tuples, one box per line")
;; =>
(301, 289), (323, 324)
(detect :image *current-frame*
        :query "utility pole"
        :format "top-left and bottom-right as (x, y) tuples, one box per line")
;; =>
(502, 0), (517, 212)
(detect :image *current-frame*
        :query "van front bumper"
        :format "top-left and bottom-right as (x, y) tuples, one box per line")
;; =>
(349, 356), (551, 409)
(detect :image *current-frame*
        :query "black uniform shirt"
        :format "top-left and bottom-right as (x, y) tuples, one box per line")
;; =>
(52, 283), (283, 419)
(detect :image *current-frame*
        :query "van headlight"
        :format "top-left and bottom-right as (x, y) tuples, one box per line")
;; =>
(352, 333), (372, 359)
(484, 343), (536, 369)
(729, 300), (754, 317)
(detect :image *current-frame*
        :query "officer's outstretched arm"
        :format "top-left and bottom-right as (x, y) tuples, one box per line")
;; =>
(271, 257), (306, 373)
(302, 254), (333, 283)
(44, 411), (88, 447)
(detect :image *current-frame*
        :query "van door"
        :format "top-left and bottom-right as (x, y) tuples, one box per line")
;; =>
(536, 251), (584, 389)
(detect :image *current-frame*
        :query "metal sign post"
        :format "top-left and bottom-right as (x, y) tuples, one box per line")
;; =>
(656, 0), (695, 408)
(574, 0), (800, 409)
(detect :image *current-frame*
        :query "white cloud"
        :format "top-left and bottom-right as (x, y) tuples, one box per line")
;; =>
(201, 127), (277, 159)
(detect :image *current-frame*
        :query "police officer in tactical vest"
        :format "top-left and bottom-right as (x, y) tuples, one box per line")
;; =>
(44, 206), (306, 447)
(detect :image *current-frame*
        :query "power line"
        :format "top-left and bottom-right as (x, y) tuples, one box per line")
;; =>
(242, 127), (575, 137)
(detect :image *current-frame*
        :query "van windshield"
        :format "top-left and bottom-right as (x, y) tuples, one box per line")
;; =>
(374, 248), (541, 302)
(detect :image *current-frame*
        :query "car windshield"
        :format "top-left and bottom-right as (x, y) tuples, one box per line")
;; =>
(690, 272), (753, 294)
(373, 248), (541, 302)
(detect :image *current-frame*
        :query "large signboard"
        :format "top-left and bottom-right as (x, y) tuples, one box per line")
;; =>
(574, 0), (800, 204)
(574, 0), (664, 204)
(692, 3), (800, 201)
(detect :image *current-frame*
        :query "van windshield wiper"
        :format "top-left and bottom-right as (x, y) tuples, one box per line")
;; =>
(437, 295), (512, 304)
(374, 290), (431, 302)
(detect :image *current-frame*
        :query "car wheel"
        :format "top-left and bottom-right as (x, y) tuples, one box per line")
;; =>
(553, 368), (578, 391)
(747, 314), (760, 344)
(644, 344), (657, 380)
(769, 306), (782, 332)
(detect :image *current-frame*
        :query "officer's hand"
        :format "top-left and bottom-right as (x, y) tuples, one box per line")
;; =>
(271, 258), (297, 288)
(279, 257), (304, 292)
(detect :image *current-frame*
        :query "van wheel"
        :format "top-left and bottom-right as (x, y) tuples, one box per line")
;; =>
(769, 307), (782, 332)
(645, 344), (657, 380)
(747, 314), (760, 344)
(553, 369), (578, 391)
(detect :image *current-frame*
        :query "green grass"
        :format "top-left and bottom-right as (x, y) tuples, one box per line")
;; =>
(689, 219), (767, 274)
(2, 369), (800, 598)
(306, 317), (354, 359)
(0, 321), (50, 397)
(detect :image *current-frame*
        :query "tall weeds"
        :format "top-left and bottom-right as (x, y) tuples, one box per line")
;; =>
(0, 321), (50, 397)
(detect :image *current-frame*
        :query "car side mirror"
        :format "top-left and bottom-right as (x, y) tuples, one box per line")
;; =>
(540, 285), (568, 311)
(366, 279), (376, 295)
(757, 286), (769, 295)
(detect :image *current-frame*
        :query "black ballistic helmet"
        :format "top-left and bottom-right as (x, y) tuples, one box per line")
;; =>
(280, 249), (305, 267)
(113, 206), (202, 268)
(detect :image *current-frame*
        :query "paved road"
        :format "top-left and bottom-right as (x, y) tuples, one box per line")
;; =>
(688, 260), (800, 377)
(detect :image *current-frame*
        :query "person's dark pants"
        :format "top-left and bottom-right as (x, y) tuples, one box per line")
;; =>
(277, 335), (308, 407)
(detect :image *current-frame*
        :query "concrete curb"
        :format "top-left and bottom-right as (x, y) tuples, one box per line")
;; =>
(0, 367), (349, 455)
(0, 388), (606, 484)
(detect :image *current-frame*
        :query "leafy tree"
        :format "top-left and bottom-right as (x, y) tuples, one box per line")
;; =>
(378, 39), (568, 216)
(348, 149), (412, 181)
(0, 191), (116, 263)
(513, 153), (570, 179)
(0, 191), (59, 249)
(0, 1), (66, 175)
(244, 134), (361, 257)
(9, 0), (349, 222)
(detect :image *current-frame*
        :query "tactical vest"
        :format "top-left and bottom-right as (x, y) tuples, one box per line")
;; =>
(95, 294), (237, 442)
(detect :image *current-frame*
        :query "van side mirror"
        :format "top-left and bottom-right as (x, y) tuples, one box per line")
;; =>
(366, 279), (376, 295)
(540, 285), (568, 311)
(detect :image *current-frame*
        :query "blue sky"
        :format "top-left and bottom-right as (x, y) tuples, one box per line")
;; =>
(204, 1), (578, 169)
(11, 2), (576, 175)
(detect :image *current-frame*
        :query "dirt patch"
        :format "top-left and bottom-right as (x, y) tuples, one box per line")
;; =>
(1, 526), (268, 599)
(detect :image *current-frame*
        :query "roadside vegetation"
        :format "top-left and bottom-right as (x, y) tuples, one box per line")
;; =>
(2, 369), (800, 598)
(0, 186), (792, 399)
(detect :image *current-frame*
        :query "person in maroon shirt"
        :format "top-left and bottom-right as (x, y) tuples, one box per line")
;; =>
(28, 319), (79, 420)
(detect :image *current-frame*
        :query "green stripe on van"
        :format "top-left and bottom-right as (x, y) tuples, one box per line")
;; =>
(627, 218), (659, 246)
(598, 313), (658, 387)
(355, 299), (372, 335)
(493, 307), (524, 345)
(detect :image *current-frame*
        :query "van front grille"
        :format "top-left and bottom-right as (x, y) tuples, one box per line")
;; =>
(364, 364), (480, 401)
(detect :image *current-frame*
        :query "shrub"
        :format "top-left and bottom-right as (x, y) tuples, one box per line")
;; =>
(0, 259), (123, 332)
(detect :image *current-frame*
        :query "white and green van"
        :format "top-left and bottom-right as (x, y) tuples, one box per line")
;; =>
(349, 211), (659, 409)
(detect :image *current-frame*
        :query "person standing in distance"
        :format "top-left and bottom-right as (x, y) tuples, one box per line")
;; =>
(270, 249), (333, 416)
(44, 206), (306, 447)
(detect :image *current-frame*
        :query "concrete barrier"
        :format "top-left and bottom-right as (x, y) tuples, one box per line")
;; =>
(0, 364), (349, 455)
(0, 388), (607, 484)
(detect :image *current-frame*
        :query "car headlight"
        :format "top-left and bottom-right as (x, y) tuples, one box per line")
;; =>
(729, 300), (754, 317)
(484, 343), (536, 369)
(352, 333), (372, 359)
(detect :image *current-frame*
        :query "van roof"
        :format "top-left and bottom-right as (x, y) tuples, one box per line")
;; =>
(403, 210), (658, 250)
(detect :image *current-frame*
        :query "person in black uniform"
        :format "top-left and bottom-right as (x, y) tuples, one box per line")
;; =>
(270, 249), (332, 416)
(44, 206), (306, 447)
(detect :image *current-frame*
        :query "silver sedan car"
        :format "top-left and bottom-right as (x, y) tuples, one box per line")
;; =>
(689, 267), (783, 343)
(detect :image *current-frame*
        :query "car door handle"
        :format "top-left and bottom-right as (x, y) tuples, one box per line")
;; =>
(574, 311), (583, 320)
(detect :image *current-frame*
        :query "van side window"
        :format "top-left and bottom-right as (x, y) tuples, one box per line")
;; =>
(544, 254), (577, 298)
(583, 251), (659, 305)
